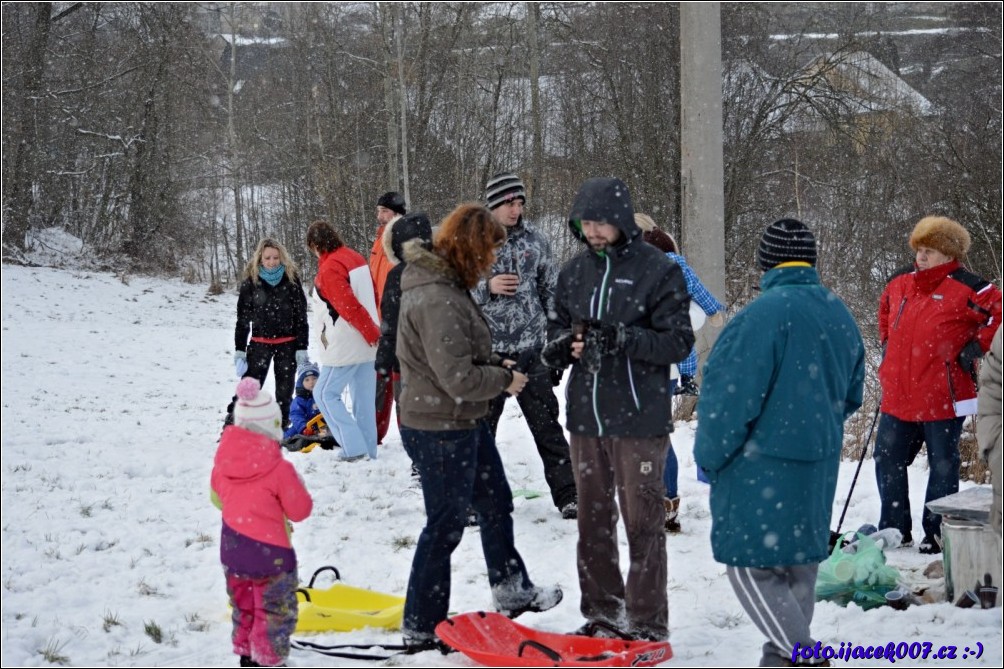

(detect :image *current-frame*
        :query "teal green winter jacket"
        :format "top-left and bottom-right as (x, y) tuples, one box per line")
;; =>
(694, 265), (865, 568)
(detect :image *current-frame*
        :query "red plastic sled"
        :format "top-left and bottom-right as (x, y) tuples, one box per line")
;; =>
(435, 611), (672, 667)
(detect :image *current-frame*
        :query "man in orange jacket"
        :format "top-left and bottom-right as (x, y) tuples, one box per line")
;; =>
(370, 192), (406, 445)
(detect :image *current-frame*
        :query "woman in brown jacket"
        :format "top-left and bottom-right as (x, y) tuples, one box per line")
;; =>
(395, 203), (562, 651)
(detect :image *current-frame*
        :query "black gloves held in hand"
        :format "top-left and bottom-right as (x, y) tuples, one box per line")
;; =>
(957, 340), (984, 382)
(543, 321), (630, 376)
(542, 330), (575, 370)
(580, 319), (628, 356)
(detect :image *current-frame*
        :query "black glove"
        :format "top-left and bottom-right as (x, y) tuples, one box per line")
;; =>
(957, 340), (984, 382)
(542, 330), (575, 369)
(585, 319), (628, 356)
(375, 347), (393, 380)
(580, 330), (604, 374)
(514, 348), (541, 374)
(550, 367), (564, 387)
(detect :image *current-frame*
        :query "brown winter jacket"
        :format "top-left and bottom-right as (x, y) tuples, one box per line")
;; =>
(396, 241), (513, 431)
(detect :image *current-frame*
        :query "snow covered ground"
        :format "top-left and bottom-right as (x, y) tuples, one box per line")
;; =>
(1, 260), (1001, 667)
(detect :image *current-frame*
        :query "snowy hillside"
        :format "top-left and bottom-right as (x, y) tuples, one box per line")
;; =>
(1, 262), (1001, 667)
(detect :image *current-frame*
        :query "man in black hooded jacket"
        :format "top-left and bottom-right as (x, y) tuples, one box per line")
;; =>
(542, 177), (693, 641)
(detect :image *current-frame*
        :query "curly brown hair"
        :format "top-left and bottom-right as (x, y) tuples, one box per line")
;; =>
(305, 220), (344, 255)
(434, 203), (506, 289)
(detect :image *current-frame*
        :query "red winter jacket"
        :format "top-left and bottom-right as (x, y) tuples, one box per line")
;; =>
(878, 260), (1002, 422)
(312, 245), (381, 363)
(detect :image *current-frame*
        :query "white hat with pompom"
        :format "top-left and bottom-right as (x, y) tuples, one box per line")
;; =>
(233, 377), (282, 441)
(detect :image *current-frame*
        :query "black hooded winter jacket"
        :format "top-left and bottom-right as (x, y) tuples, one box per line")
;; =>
(543, 177), (694, 437)
(375, 212), (433, 377)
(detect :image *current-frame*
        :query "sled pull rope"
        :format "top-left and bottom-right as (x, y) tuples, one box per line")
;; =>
(307, 565), (341, 588)
(290, 637), (408, 661)
(518, 639), (562, 661)
(295, 588), (311, 602)
(578, 620), (636, 640)
(517, 638), (619, 663)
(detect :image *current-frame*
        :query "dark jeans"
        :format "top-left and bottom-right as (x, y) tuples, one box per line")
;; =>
(663, 439), (678, 498)
(874, 413), (964, 540)
(662, 380), (678, 498)
(225, 341), (297, 427)
(487, 354), (577, 509)
(401, 422), (532, 636)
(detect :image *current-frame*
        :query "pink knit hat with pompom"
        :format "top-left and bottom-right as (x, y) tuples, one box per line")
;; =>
(233, 377), (282, 441)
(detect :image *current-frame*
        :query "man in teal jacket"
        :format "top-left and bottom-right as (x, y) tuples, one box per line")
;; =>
(695, 219), (865, 667)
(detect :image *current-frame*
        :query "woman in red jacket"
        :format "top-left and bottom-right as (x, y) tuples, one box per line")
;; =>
(875, 216), (1002, 554)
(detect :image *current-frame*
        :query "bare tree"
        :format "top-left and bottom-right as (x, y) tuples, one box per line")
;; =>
(3, 3), (57, 254)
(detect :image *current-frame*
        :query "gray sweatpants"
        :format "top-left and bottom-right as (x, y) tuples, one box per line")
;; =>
(726, 564), (819, 667)
(570, 434), (670, 640)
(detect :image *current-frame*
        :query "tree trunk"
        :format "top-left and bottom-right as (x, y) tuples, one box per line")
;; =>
(381, 3), (399, 189)
(3, 2), (52, 253)
(527, 2), (543, 201)
(395, 3), (410, 207)
(226, 3), (245, 272)
(123, 65), (165, 259)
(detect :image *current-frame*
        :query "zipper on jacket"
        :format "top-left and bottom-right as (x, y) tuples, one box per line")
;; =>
(945, 360), (958, 413)
(892, 297), (907, 331)
(591, 254), (613, 437)
(626, 359), (640, 411)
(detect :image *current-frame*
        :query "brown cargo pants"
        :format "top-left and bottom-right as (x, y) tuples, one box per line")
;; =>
(569, 434), (670, 640)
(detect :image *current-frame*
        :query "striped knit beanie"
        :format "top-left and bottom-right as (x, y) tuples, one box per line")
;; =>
(758, 218), (817, 272)
(485, 172), (526, 210)
(233, 377), (283, 441)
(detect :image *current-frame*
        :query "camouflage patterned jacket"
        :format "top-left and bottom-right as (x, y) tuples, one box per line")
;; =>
(471, 220), (557, 354)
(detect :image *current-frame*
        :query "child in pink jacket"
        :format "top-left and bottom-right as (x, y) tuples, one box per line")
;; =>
(212, 377), (313, 667)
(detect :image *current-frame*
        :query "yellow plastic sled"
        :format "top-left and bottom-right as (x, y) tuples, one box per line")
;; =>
(295, 566), (405, 633)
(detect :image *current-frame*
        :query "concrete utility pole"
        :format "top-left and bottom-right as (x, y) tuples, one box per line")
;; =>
(680, 2), (726, 379)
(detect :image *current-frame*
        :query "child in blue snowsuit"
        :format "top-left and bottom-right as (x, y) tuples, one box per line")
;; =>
(284, 364), (321, 439)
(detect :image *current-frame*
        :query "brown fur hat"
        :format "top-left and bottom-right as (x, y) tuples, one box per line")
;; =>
(909, 216), (970, 259)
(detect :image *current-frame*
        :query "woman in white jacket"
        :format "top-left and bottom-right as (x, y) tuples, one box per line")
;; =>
(306, 220), (381, 461)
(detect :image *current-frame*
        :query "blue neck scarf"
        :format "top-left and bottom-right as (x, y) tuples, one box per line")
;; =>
(259, 264), (285, 286)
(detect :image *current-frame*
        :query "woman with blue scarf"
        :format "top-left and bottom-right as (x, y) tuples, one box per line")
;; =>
(232, 238), (309, 428)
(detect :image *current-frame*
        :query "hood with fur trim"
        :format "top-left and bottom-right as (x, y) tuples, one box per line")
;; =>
(909, 216), (970, 260)
(396, 239), (512, 431)
(384, 212), (433, 265)
(400, 239), (466, 290)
